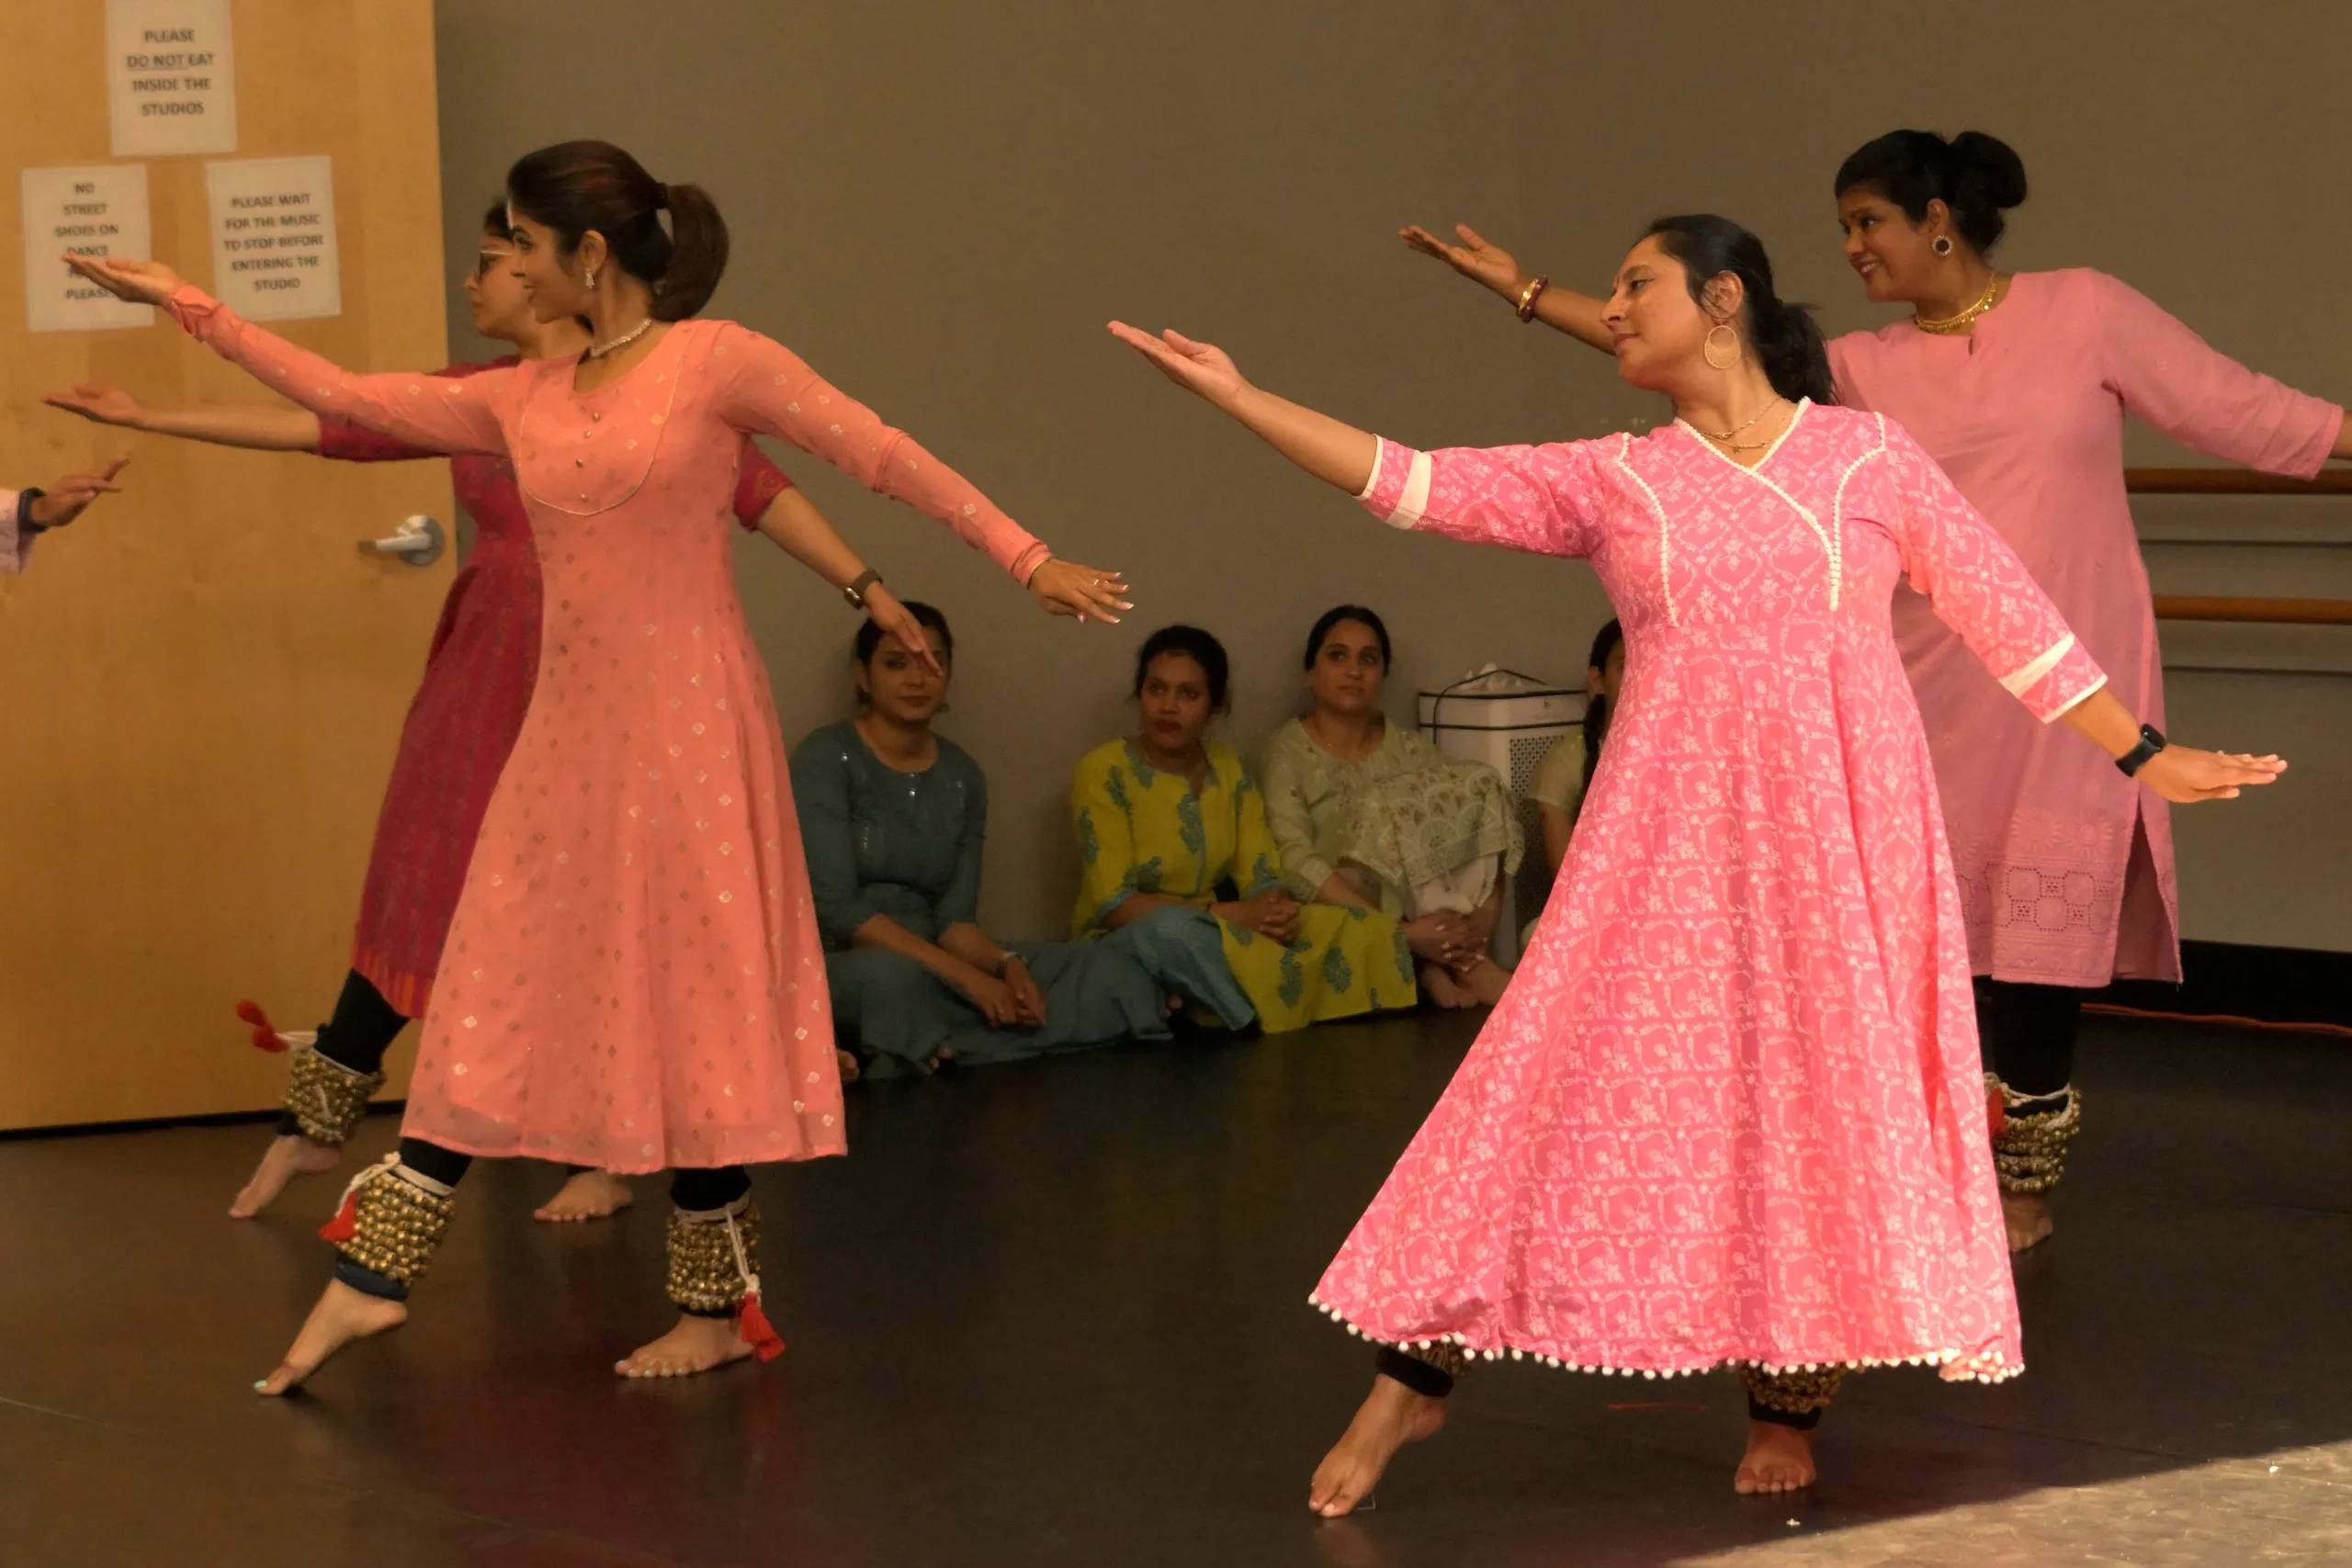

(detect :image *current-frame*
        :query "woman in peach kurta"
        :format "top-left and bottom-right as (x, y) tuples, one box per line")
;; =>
(1114, 215), (2281, 1510)
(69, 139), (1129, 1390)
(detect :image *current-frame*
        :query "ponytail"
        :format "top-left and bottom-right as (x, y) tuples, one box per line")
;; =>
(1750, 297), (1838, 406)
(650, 181), (728, 321)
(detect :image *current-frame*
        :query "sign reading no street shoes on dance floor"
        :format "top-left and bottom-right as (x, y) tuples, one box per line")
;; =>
(204, 156), (342, 321)
(106, 0), (239, 156)
(20, 165), (155, 333)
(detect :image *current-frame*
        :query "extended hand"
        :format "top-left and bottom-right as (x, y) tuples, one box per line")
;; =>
(2138, 747), (2287, 804)
(44, 384), (148, 429)
(1399, 222), (1522, 295)
(863, 584), (946, 675)
(1106, 322), (1248, 408)
(1029, 557), (1132, 624)
(61, 253), (186, 305)
(28, 457), (131, 528)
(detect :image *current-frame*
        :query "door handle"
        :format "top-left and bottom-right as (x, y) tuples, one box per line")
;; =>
(357, 513), (445, 568)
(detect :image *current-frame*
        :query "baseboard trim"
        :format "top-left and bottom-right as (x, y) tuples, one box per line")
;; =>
(2099, 940), (2352, 1031)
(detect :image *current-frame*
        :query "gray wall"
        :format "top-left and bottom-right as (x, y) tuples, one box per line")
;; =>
(433, 0), (2349, 949)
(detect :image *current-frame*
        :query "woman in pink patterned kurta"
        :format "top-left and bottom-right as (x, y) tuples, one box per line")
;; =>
(69, 140), (1131, 1392)
(1407, 133), (2346, 1254)
(1113, 215), (2282, 1509)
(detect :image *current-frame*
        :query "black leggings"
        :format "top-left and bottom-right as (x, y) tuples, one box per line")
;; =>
(393, 1135), (749, 1211)
(276, 970), (410, 1136)
(1973, 977), (2084, 1101)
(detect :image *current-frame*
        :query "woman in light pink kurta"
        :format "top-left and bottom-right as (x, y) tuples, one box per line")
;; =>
(1828, 130), (2345, 1247)
(68, 139), (1130, 1392)
(1115, 215), (2280, 1509)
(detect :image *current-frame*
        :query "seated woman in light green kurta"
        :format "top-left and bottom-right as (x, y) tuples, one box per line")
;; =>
(792, 604), (1193, 1078)
(1261, 605), (1521, 1008)
(1069, 624), (1415, 1034)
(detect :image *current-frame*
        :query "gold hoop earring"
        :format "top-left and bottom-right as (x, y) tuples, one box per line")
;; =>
(1703, 323), (1742, 371)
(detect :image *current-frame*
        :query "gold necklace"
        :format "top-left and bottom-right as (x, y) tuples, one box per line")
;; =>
(1697, 397), (1784, 443)
(1915, 275), (2003, 335)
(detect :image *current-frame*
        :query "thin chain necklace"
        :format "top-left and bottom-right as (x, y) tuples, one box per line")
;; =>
(1696, 396), (1785, 444)
(586, 316), (654, 359)
(1915, 274), (2002, 335)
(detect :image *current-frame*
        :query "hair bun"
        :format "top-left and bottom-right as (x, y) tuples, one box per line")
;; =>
(1947, 131), (2029, 212)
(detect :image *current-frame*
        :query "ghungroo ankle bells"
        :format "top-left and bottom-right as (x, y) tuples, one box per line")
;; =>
(319, 1156), (455, 1298)
(284, 1043), (385, 1147)
(665, 1196), (786, 1362)
(1988, 1076), (2082, 1195)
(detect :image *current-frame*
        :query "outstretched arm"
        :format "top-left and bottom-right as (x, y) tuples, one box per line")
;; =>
(706, 323), (1129, 623)
(1108, 321), (1603, 557)
(2090, 273), (2346, 473)
(1400, 222), (1614, 352)
(744, 485), (944, 677)
(1883, 418), (2286, 804)
(46, 384), (321, 453)
(64, 256), (507, 457)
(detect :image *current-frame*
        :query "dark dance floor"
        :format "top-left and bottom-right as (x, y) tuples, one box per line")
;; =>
(5, 1010), (2348, 1567)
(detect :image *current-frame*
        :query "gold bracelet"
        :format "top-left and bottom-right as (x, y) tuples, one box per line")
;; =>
(1516, 275), (1551, 323)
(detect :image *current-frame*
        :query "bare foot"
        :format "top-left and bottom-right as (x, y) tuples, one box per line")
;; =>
(2003, 1190), (2053, 1253)
(254, 1278), (407, 1395)
(1419, 964), (1471, 1010)
(1456, 957), (1511, 1006)
(533, 1168), (636, 1224)
(615, 1314), (756, 1379)
(230, 1134), (343, 1219)
(1734, 1420), (1817, 1495)
(836, 1048), (861, 1084)
(1307, 1374), (1447, 1517)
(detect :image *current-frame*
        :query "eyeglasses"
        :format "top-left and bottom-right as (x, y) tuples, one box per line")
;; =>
(472, 247), (516, 280)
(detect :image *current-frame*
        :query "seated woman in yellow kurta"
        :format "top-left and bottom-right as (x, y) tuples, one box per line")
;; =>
(1070, 625), (1415, 1034)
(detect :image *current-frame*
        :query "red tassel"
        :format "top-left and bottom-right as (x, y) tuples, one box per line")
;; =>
(319, 1189), (359, 1245)
(237, 998), (288, 1054)
(1985, 1083), (2007, 1138)
(736, 1292), (786, 1363)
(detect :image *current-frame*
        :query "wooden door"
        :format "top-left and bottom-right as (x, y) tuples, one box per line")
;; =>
(1, 1), (452, 1128)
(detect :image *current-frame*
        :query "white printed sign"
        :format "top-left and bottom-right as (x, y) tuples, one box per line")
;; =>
(205, 156), (342, 321)
(107, 0), (238, 156)
(21, 165), (155, 333)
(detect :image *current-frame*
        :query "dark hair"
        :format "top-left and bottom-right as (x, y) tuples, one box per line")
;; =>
(1644, 215), (1838, 407)
(480, 198), (511, 238)
(1303, 604), (1392, 671)
(504, 140), (729, 321)
(1133, 625), (1231, 713)
(1834, 130), (2029, 257)
(1580, 618), (1624, 805)
(854, 600), (953, 669)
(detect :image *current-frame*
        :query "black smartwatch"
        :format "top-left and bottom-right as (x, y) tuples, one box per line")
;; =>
(16, 487), (46, 536)
(842, 568), (881, 610)
(2115, 724), (2167, 778)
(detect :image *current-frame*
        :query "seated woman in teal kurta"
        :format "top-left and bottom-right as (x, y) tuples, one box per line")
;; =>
(791, 604), (1181, 1077)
